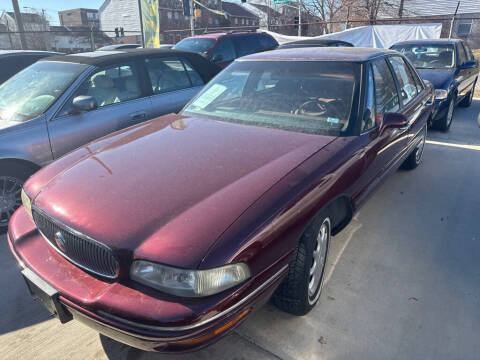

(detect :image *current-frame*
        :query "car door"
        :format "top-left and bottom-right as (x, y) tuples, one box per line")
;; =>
(388, 55), (430, 158)
(455, 42), (473, 99)
(144, 56), (205, 118)
(48, 61), (150, 159)
(352, 59), (406, 205)
(460, 42), (479, 95)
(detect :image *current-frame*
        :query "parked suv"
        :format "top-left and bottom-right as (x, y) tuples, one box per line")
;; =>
(0, 49), (219, 232)
(173, 31), (278, 68)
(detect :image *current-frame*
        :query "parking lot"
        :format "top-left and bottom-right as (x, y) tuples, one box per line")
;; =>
(1, 99), (479, 360)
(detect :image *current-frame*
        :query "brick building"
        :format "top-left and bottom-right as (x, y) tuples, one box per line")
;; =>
(58, 8), (100, 28)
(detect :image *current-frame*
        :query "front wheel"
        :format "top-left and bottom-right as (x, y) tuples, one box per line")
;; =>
(0, 164), (33, 233)
(435, 97), (455, 132)
(273, 214), (331, 316)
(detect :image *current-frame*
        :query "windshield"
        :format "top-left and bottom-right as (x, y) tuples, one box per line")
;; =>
(182, 60), (359, 136)
(173, 38), (216, 56)
(391, 44), (455, 69)
(0, 61), (87, 122)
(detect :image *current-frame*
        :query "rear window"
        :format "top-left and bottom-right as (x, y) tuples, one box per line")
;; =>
(173, 38), (216, 56)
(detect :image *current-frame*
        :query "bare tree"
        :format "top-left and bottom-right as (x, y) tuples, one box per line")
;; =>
(303, 0), (354, 33)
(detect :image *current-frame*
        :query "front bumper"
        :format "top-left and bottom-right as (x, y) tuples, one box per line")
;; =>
(7, 208), (288, 352)
(431, 97), (451, 123)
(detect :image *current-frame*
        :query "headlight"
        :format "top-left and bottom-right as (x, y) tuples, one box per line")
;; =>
(130, 261), (251, 297)
(21, 189), (33, 219)
(434, 89), (448, 100)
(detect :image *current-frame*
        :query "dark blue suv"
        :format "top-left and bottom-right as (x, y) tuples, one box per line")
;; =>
(391, 39), (478, 131)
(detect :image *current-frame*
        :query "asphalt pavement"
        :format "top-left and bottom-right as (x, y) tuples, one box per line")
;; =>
(1, 100), (480, 360)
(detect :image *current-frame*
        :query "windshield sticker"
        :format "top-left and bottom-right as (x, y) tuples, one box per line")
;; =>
(193, 84), (227, 109)
(327, 117), (340, 124)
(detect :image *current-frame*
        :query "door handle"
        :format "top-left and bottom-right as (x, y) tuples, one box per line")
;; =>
(130, 112), (146, 121)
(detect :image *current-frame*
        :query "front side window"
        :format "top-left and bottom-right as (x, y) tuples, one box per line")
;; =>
(145, 57), (191, 94)
(457, 42), (468, 65)
(362, 65), (376, 131)
(211, 38), (236, 63)
(0, 61), (87, 122)
(388, 56), (418, 106)
(183, 61), (359, 136)
(61, 63), (141, 115)
(371, 58), (400, 121)
(391, 44), (455, 69)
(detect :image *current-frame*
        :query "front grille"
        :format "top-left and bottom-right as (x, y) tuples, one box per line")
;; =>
(33, 209), (119, 279)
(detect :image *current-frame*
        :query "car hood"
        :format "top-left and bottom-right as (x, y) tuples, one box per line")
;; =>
(417, 68), (455, 89)
(31, 114), (335, 269)
(0, 119), (19, 131)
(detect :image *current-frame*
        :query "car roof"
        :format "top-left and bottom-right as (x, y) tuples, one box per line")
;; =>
(240, 47), (397, 62)
(392, 39), (462, 46)
(184, 31), (268, 40)
(0, 50), (63, 57)
(281, 39), (353, 47)
(40, 48), (208, 66)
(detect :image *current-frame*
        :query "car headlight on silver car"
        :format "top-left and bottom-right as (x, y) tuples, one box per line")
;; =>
(130, 261), (251, 297)
(21, 189), (33, 219)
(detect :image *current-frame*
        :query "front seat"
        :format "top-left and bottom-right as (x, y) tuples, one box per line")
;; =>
(89, 74), (117, 106)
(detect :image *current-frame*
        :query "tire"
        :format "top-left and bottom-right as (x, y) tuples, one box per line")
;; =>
(402, 126), (426, 170)
(0, 163), (34, 233)
(459, 79), (476, 108)
(435, 96), (455, 132)
(273, 213), (331, 316)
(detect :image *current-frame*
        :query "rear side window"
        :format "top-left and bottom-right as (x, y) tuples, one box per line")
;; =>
(233, 35), (262, 57)
(457, 43), (467, 65)
(211, 38), (236, 63)
(145, 57), (191, 94)
(464, 43), (474, 61)
(182, 59), (204, 87)
(258, 34), (277, 51)
(371, 58), (400, 122)
(388, 56), (418, 106)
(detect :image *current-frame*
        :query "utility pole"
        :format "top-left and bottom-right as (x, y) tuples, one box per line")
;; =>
(398, 0), (404, 18)
(345, 6), (350, 30)
(90, 24), (95, 51)
(267, 0), (270, 31)
(12, 0), (27, 49)
(449, 1), (460, 38)
(190, 0), (195, 36)
(298, 0), (302, 37)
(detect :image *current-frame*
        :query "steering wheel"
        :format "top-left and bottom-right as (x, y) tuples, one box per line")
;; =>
(293, 99), (329, 117)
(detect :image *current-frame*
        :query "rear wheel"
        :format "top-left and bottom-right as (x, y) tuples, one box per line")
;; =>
(459, 79), (476, 108)
(273, 213), (331, 316)
(435, 97), (455, 132)
(402, 126), (426, 170)
(0, 164), (33, 233)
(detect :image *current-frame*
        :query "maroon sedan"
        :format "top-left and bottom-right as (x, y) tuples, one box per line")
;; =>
(8, 48), (433, 353)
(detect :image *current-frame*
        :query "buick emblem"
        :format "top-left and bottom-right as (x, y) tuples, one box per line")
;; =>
(54, 231), (67, 252)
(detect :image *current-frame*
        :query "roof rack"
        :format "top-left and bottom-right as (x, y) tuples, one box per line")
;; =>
(225, 29), (257, 34)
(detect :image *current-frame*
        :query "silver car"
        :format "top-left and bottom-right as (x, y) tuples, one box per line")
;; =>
(0, 49), (219, 231)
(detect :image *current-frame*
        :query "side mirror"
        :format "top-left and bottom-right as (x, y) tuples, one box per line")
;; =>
(72, 95), (97, 113)
(381, 112), (408, 134)
(459, 60), (477, 70)
(211, 54), (223, 63)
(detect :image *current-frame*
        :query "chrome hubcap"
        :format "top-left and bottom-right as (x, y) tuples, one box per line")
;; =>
(0, 176), (23, 226)
(308, 218), (330, 304)
(415, 129), (426, 164)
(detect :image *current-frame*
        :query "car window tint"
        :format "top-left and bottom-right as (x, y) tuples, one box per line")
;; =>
(60, 63), (141, 115)
(457, 43), (467, 65)
(388, 56), (418, 106)
(258, 34), (277, 51)
(211, 38), (236, 63)
(145, 57), (192, 94)
(362, 65), (376, 131)
(182, 59), (204, 87)
(371, 58), (400, 122)
(233, 35), (262, 57)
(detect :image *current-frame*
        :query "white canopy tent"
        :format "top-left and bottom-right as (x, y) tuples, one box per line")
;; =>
(264, 24), (443, 48)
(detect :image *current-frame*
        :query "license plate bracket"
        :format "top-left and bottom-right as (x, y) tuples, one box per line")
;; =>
(21, 268), (72, 324)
